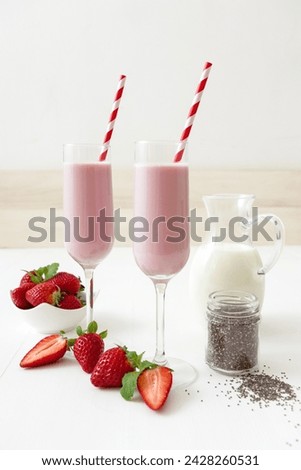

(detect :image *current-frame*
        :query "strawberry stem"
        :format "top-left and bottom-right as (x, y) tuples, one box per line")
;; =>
(67, 322), (108, 348)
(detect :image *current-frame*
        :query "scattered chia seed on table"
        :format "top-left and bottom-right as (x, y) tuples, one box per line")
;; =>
(236, 372), (298, 405)
(189, 361), (301, 448)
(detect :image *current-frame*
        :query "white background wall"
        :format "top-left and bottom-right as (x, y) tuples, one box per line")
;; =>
(0, 0), (300, 170)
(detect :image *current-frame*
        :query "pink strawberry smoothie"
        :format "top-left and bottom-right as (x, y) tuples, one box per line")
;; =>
(64, 162), (113, 268)
(133, 163), (190, 277)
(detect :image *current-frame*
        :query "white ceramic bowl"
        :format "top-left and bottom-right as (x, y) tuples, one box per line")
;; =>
(13, 302), (86, 334)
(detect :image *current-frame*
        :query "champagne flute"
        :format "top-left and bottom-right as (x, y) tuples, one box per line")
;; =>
(63, 144), (114, 325)
(133, 140), (196, 387)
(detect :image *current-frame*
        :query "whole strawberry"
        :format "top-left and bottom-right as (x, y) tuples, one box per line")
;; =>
(69, 321), (107, 373)
(26, 282), (61, 307)
(51, 272), (81, 295)
(19, 272), (37, 289)
(10, 283), (34, 309)
(91, 346), (135, 388)
(59, 294), (83, 310)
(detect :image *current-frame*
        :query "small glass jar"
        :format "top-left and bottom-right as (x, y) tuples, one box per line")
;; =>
(206, 290), (260, 375)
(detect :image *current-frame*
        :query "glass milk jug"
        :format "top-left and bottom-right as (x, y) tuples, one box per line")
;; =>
(189, 194), (285, 315)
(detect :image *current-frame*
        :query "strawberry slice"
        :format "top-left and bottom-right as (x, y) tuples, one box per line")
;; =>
(137, 366), (173, 410)
(20, 334), (67, 368)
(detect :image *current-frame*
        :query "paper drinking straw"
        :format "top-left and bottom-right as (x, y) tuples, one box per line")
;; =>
(174, 62), (212, 162)
(99, 74), (127, 161)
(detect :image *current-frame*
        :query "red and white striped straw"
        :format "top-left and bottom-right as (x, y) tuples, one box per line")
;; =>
(99, 74), (127, 161)
(174, 62), (212, 163)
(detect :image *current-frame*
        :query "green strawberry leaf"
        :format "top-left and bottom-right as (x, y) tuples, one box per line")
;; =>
(124, 349), (158, 371)
(30, 273), (43, 283)
(29, 268), (45, 283)
(76, 326), (83, 336)
(120, 371), (140, 401)
(67, 338), (76, 348)
(125, 350), (144, 369)
(87, 321), (98, 334)
(99, 329), (108, 339)
(139, 360), (157, 372)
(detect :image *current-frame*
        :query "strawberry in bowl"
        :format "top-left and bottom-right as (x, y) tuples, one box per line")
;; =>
(10, 262), (87, 333)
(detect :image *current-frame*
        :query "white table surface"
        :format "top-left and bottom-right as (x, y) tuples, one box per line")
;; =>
(1, 246), (301, 451)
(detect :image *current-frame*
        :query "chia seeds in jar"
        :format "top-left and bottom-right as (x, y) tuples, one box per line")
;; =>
(206, 290), (260, 375)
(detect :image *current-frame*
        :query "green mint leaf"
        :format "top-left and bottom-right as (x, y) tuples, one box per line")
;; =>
(36, 266), (46, 277)
(120, 371), (140, 401)
(29, 263), (59, 283)
(43, 262), (59, 281)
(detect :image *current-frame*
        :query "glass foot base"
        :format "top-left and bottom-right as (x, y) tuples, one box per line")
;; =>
(149, 356), (197, 389)
(166, 357), (198, 389)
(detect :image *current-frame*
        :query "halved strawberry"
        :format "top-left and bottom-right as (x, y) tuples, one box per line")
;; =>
(120, 354), (173, 411)
(20, 334), (67, 368)
(25, 282), (61, 307)
(50, 272), (81, 295)
(59, 294), (83, 309)
(137, 366), (173, 410)
(10, 283), (34, 309)
(91, 346), (135, 388)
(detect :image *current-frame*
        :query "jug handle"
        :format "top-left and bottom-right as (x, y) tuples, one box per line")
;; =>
(249, 213), (285, 275)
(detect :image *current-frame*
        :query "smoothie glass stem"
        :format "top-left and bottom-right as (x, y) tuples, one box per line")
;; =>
(153, 280), (169, 365)
(84, 268), (94, 326)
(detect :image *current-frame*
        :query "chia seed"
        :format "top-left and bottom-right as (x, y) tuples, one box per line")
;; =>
(201, 366), (301, 448)
(236, 372), (297, 404)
